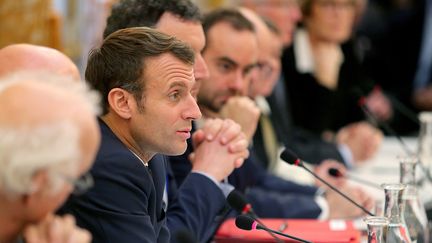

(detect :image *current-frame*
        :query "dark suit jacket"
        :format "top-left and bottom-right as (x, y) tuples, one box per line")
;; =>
(253, 82), (345, 167)
(166, 150), (229, 243)
(237, 154), (322, 219)
(170, 135), (322, 220)
(59, 119), (169, 243)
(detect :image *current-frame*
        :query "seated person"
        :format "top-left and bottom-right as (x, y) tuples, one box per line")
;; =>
(281, 0), (388, 141)
(239, 0), (382, 167)
(59, 27), (248, 242)
(172, 8), (374, 223)
(0, 71), (100, 243)
(0, 44), (80, 79)
(102, 1), (250, 241)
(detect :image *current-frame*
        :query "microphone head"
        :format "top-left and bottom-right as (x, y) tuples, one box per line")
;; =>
(328, 168), (343, 177)
(280, 149), (302, 166)
(227, 190), (250, 213)
(235, 215), (257, 231)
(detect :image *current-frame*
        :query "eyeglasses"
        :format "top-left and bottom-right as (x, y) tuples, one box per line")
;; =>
(255, 0), (299, 8)
(58, 172), (94, 195)
(315, 0), (356, 11)
(257, 62), (275, 80)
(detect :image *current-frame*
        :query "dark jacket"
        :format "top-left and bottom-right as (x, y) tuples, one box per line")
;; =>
(59, 119), (169, 243)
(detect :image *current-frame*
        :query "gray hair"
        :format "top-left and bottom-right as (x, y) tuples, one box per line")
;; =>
(0, 71), (100, 198)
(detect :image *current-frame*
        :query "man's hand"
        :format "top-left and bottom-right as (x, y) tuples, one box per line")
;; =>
(326, 183), (375, 219)
(24, 214), (91, 243)
(365, 88), (393, 121)
(190, 118), (249, 181)
(336, 122), (383, 163)
(219, 96), (260, 142)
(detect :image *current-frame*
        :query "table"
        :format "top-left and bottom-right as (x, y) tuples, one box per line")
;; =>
(350, 136), (432, 204)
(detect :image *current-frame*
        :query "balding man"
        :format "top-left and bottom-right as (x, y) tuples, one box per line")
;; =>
(0, 72), (100, 243)
(0, 44), (80, 80)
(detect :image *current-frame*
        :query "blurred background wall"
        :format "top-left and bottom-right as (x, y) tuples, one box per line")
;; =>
(0, 0), (233, 75)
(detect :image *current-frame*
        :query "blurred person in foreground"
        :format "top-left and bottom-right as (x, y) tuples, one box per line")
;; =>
(0, 44), (80, 80)
(0, 71), (100, 243)
(0, 43), (99, 243)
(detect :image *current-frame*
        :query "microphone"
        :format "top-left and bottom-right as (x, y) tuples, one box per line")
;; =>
(328, 168), (381, 189)
(174, 230), (197, 243)
(359, 97), (413, 156)
(227, 190), (284, 243)
(387, 93), (419, 125)
(358, 97), (432, 183)
(235, 215), (313, 243)
(280, 149), (374, 216)
(354, 85), (419, 124)
(227, 189), (255, 215)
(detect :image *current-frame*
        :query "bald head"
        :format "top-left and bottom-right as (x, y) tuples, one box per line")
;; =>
(0, 44), (80, 80)
(240, 8), (267, 38)
(240, 8), (283, 97)
(0, 76), (92, 128)
(240, 8), (275, 55)
(239, 0), (302, 46)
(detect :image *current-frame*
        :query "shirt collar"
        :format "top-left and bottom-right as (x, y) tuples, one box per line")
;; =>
(294, 29), (344, 74)
(294, 29), (315, 74)
(255, 95), (271, 116)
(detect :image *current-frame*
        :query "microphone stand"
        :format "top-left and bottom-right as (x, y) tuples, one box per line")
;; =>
(360, 103), (432, 184)
(227, 190), (284, 243)
(237, 215), (313, 243)
(301, 164), (374, 216)
(346, 173), (382, 190)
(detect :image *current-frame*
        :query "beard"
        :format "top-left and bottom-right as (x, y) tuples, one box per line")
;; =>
(197, 89), (238, 113)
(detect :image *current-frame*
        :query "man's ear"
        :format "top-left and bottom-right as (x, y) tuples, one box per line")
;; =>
(22, 170), (49, 205)
(107, 88), (135, 119)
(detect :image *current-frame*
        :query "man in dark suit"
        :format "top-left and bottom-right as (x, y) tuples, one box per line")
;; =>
(59, 27), (248, 243)
(174, 8), (373, 220)
(100, 1), (250, 242)
(239, 7), (347, 170)
(239, 0), (383, 167)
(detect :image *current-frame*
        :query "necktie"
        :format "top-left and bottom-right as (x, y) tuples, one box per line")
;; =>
(260, 114), (279, 171)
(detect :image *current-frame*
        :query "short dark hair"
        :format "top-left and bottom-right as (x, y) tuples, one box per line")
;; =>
(202, 8), (255, 51)
(203, 8), (255, 34)
(103, 0), (202, 38)
(86, 27), (195, 114)
(300, 0), (357, 17)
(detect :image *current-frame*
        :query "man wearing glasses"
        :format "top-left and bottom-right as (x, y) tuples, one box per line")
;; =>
(0, 44), (100, 243)
(0, 71), (100, 243)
